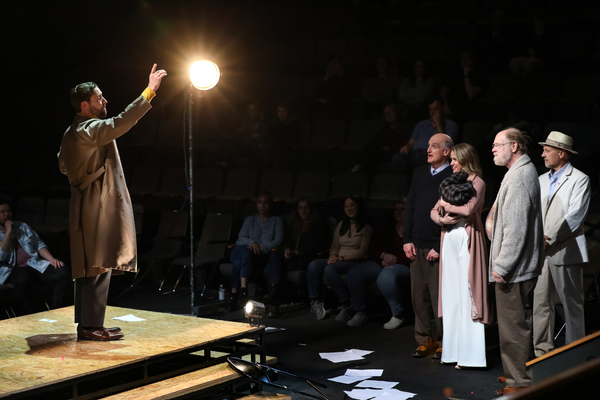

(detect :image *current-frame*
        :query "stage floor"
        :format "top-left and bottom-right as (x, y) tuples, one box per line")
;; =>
(0, 306), (264, 399)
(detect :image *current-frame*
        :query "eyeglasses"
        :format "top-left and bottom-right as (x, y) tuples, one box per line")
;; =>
(491, 142), (514, 149)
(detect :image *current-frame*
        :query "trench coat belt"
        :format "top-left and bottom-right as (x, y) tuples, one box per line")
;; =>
(70, 166), (105, 273)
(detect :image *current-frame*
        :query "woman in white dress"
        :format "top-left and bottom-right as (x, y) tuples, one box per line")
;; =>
(430, 143), (491, 368)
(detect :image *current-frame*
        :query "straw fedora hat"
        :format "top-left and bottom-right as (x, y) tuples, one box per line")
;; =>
(538, 131), (578, 154)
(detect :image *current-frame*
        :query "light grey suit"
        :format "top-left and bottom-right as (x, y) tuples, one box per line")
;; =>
(533, 162), (590, 356)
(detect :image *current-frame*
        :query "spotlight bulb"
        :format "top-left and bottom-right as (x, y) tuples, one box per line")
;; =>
(189, 60), (220, 90)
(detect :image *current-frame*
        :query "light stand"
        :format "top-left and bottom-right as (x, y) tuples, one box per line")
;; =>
(188, 60), (220, 315)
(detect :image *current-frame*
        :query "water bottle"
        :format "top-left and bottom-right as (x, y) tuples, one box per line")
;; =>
(219, 285), (225, 301)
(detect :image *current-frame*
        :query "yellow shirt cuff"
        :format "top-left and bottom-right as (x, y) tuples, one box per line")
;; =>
(141, 87), (156, 102)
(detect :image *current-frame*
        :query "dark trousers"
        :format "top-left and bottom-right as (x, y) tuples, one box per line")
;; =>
(411, 247), (442, 348)
(9, 265), (68, 315)
(230, 246), (283, 289)
(496, 277), (537, 388)
(75, 270), (111, 328)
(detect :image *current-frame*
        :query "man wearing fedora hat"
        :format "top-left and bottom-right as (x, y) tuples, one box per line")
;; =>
(533, 131), (591, 356)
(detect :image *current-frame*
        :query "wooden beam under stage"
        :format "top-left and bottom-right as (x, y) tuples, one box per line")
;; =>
(0, 306), (264, 399)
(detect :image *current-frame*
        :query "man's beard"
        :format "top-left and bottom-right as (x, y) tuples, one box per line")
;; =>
(91, 105), (107, 118)
(493, 152), (511, 166)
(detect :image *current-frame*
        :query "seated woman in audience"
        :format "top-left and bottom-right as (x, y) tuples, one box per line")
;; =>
(307, 196), (373, 321)
(229, 192), (284, 310)
(263, 197), (330, 317)
(344, 200), (412, 328)
(0, 201), (68, 316)
(430, 143), (490, 368)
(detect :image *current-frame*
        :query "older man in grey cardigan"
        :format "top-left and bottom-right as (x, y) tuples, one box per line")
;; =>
(487, 128), (544, 397)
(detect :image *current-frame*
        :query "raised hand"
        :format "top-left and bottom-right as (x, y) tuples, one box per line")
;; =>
(148, 64), (167, 92)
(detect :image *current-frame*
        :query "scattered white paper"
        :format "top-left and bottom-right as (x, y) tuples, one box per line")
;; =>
(319, 349), (374, 363)
(348, 349), (374, 357)
(345, 369), (384, 377)
(112, 314), (146, 322)
(39, 319), (57, 323)
(328, 375), (368, 384)
(371, 388), (416, 400)
(344, 388), (385, 399)
(320, 351), (364, 363)
(356, 380), (399, 390)
(265, 327), (286, 333)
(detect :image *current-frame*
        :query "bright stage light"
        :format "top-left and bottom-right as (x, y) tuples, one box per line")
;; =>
(244, 300), (265, 327)
(189, 60), (220, 90)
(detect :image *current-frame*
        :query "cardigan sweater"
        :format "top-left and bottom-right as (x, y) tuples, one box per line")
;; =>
(489, 154), (544, 283)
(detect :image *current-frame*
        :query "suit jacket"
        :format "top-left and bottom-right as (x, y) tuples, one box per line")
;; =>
(539, 163), (590, 265)
(58, 95), (152, 278)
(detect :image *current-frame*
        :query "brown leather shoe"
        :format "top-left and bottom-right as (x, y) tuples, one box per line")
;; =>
(494, 387), (527, 397)
(77, 326), (124, 341)
(497, 376), (506, 384)
(77, 325), (121, 335)
(432, 347), (443, 359)
(412, 345), (429, 357)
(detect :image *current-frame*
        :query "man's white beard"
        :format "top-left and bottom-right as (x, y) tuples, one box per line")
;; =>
(493, 152), (510, 166)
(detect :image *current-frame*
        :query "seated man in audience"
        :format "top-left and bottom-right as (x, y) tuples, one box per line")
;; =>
(0, 202), (68, 315)
(400, 97), (458, 166)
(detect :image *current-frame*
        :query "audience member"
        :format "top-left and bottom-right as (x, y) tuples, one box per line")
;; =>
(397, 59), (436, 118)
(316, 56), (355, 119)
(0, 202), (67, 315)
(351, 103), (411, 173)
(238, 102), (267, 143)
(307, 196), (373, 321)
(509, 15), (552, 75)
(263, 197), (330, 317)
(229, 101), (267, 168)
(533, 132), (590, 355)
(229, 192), (284, 310)
(571, 98), (600, 189)
(430, 144), (490, 369)
(475, 8), (516, 73)
(488, 128), (543, 397)
(344, 200), (412, 328)
(263, 101), (304, 169)
(401, 97), (458, 166)
(359, 54), (399, 118)
(440, 50), (487, 124)
(403, 133), (454, 360)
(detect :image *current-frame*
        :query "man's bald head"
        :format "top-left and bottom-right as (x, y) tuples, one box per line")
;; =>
(428, 134), (453, 168)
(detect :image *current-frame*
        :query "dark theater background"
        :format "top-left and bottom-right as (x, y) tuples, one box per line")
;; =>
(3, 1), (600, 399)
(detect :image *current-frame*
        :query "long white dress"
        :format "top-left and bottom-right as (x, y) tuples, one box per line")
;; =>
(441, 219), (486, 367)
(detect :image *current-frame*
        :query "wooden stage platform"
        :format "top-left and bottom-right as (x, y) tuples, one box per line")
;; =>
(0, 306), (265, 399)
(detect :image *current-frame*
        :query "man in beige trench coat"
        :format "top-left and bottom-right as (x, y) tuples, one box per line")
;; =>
(58, 64), (167, 341)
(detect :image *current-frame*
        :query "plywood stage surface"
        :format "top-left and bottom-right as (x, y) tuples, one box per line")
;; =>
(0, 306), (264, 399)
